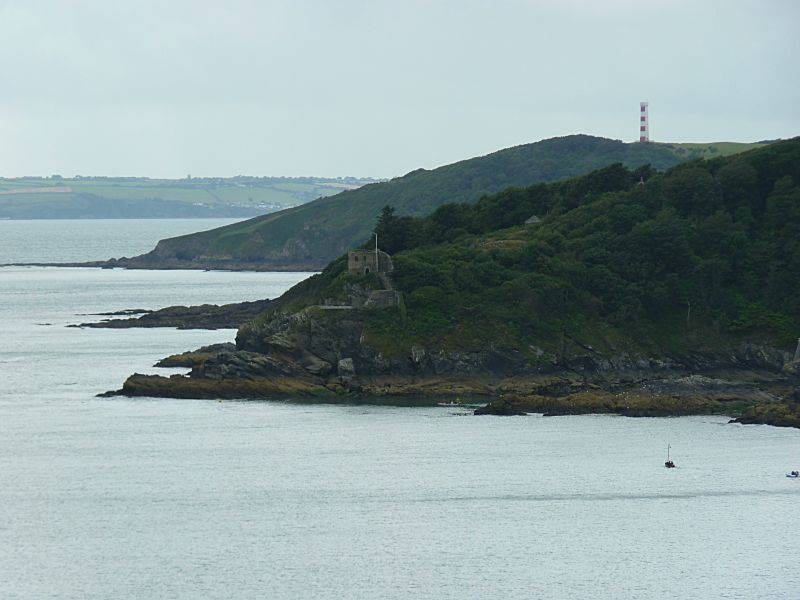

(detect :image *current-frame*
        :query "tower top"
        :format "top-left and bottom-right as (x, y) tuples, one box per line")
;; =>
(639, 101), (649, 143)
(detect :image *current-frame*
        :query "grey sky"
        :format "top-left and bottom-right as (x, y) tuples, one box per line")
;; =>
(1, 0), (797, 178)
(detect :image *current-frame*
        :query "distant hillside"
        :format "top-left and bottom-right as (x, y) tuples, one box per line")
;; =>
(112, 135), (705, 270)
(0, 175), (376, 219)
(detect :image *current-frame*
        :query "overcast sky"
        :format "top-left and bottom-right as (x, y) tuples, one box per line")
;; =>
(1, 0), (797, 178)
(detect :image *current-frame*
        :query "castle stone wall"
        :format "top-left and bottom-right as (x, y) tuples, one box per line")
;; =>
(348, 250), (393, 275)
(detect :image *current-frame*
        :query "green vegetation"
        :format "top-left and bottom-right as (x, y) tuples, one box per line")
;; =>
(0, 175), (374, 219)
(735, 401), (800, 428)
(132, 135), (737, 269)
(663, 141), (770, 159)
(252, 255), (382, 318)
(264, 138), (800, 358)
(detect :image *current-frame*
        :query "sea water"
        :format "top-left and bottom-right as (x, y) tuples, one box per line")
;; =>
(0, 218), (245, 264)
(0, 221), (798, 599)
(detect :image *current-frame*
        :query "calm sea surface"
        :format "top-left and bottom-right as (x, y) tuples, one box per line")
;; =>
(0, 218), (245, 263)
(1, 220), (798, 599)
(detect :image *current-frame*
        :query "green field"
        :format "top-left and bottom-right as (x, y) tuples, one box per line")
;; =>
(661, 141), (770, 159)
(0, 176), (378, 218)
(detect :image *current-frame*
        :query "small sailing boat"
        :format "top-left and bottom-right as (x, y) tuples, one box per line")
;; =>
(664, 444), (676, 468)
(437, 397), (462, 407)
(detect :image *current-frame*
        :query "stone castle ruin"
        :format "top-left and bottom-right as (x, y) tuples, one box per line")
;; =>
(346, 249), (401, 308)
(347, 249), (393, 276)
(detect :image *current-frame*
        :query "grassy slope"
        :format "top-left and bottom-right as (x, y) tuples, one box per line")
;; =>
(142, 135), (700, 267)
(664, 141), (769, 158)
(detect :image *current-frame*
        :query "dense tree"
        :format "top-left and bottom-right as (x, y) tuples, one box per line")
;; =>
(363, 138), (800, 348)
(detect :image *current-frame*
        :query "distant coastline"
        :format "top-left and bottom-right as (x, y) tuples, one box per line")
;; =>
(0, 175), (378, 219)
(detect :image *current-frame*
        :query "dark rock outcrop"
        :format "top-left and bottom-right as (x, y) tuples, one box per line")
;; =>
(155, 343), (237, 367)
(103, 302), (800, 429)
(74, 299), (273, 330)
(731, 400), (800, 429)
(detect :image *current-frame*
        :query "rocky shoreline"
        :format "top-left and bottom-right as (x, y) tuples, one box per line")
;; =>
(105, 363), (800, 427)
(101, 304), (800, 428)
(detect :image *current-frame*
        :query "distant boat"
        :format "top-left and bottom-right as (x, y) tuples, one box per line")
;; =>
(664, 444), (676, 468)
(437, 398), (461, 407)
(787, 470), (799, 478)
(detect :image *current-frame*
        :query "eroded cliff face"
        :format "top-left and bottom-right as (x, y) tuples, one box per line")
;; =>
(237, 308), (373, 377)
(239, 305), (792, 379)
(237, 307), (581, 379)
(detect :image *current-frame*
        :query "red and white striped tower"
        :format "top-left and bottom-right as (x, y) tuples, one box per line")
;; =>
(639, 101), (649, 142)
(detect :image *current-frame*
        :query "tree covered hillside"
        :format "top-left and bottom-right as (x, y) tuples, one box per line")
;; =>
(274, 137), (800, 358)
(129, 135), (693, 270)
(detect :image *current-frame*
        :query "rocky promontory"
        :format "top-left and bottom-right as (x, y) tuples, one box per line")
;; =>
(74, 299), (273, 329)
(103, 139), (800, 428)
(105, 303), (800, 427)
